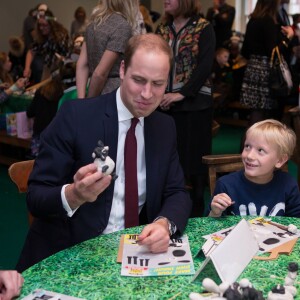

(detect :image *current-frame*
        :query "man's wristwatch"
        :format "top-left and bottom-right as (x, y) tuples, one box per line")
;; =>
(153, 216), (177, 236)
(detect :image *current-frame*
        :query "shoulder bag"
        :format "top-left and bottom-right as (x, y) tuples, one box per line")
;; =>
(269, 46), (293, 97)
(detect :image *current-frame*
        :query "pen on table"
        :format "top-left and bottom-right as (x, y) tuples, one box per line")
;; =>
(266, 220), (297, 233)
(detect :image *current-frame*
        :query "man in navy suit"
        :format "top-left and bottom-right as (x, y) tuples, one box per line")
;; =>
(16, 33), (192, 272)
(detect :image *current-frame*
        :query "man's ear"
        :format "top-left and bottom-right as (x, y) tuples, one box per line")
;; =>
(119, 60), (125, 80)
(275, 154), (289, 169)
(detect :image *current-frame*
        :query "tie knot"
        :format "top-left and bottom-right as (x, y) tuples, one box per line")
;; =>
(130, 117), (139, 130)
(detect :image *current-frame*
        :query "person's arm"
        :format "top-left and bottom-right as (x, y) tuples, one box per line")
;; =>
(26, 100), (114, 218)
(70, 21), (75, 38)
(23, 49), (34, 78)
(180, 24), (216, 98)
(0, 270), (24, 300)
(263, 16), (293, 56)
(138, 116), (192, 252)
(0, 78), (27, 104)
(76, 42), (89, 98)
(87, 50), (119, 98)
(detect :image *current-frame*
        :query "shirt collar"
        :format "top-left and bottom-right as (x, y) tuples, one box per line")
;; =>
(116, 88), (144, 126)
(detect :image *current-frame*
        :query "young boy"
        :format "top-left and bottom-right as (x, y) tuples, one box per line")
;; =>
(209, 119), (300, 218)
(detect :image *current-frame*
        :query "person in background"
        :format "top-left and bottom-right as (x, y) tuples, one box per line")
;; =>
(69, 34), (85, 62)
(139, 4), (154, 32)
(8, 36), (26, 81)
(278, 0), (291, 26)
(213, 48), (231, 84)
(0, 52), (15, 87)
(16, 33), (192, 272)
(0, 270), (24, 300)
(206, 0), (235, 49)
(0, 52), (27, 103)
(211, 47), (233, 107)
(156, 0), (216, 217)
(282, 13), (300, 108)
(22, 3), (49, 84)
(291, 13), (300, 64)
(275, 0), (299, 119)
(208, 119), (300, 218)
(240, 0), (294, 126)
(70, 6), (88, 39)
(57, 61), (77, 109)
(26, 61), (77, 158)
(227, 35), (247, 102)
(0, 79), (27, 105)
(22, 3), (48, 52)
(291, 13), (300, 33)
(76, 0), (139, 99)
(23, 10), (69, 83)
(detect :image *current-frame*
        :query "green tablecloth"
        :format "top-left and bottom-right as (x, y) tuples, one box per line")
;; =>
(19, 216), (300, 299)
(0, 94), (32, 114)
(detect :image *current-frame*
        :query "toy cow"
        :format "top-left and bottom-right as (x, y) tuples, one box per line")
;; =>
(92, 140), (118, 180)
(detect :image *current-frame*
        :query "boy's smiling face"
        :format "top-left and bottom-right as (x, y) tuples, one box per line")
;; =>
(241, 134), (287, 184)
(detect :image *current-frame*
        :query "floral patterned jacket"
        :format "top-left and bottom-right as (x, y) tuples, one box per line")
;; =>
(157, 15), (215, 112)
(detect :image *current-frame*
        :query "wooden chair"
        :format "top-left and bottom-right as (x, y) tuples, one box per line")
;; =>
(8, 160), (34, 225)
(202, 154), (288, 197)
(202, 154), (243, 197)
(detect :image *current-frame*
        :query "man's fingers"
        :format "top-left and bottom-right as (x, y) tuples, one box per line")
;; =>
(73, 163), (98, 182)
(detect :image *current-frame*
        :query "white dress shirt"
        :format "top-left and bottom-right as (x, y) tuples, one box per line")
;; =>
(61, 88), (146, 234)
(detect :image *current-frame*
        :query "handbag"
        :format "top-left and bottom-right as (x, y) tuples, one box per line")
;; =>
(269, 46), (293, 97)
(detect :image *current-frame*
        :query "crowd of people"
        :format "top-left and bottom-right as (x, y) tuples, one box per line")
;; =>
(1, 0), (300, 297)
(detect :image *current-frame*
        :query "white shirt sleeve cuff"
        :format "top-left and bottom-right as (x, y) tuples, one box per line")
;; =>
(61, 184), (79, 217)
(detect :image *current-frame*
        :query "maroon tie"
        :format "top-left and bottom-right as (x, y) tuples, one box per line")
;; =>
(124, 118), (139, 228)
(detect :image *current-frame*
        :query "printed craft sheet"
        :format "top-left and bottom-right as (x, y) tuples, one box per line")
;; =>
(121, 234), (195, 277)
(202, 217), (299, 257)
(249, 217), (299, 254)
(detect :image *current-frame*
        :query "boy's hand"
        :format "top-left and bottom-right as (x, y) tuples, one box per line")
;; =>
(209, 193), (234, 217)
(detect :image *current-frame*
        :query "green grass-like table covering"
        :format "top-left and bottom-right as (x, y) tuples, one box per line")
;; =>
(20, 216), (300, 299)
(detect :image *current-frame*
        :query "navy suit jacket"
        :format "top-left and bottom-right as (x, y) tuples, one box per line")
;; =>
(17, 91), (192, 272)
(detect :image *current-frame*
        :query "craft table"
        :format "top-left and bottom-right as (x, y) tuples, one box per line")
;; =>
(19, 216), (300, 299)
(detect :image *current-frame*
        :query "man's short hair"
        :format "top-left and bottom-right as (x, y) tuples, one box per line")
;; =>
(123, 33), (173, 72)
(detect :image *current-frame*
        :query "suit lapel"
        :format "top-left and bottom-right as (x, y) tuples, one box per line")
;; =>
(101, 92), (119, 217)
(103, 92), (119, 163)
(144, 115), (159, 204)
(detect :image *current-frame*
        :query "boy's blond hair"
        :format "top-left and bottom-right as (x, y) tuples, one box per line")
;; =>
(246, 119), (296, 158)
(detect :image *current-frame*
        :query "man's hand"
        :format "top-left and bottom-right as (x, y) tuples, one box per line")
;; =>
(137, 219), (170, 253)
(0, 270), (24, 300)
(65, 163), (112, 209)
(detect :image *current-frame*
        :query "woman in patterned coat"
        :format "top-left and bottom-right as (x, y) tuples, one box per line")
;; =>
(156, 0), (216, 217)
